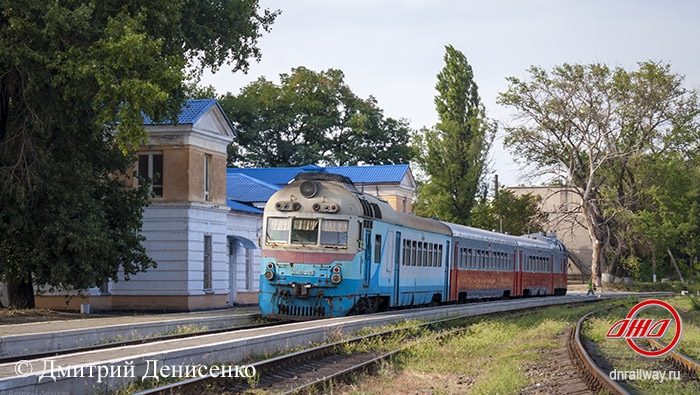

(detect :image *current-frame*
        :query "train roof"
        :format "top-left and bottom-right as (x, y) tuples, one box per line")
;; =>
(443, 222), (563, 251)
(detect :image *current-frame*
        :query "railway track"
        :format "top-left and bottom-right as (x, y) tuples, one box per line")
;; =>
(648, 338), (700, 378)
(135, 307), (549, 395)
(0, 319), (281, 364)
(568, 309), (700, 395)
(567, 311), (630, 395)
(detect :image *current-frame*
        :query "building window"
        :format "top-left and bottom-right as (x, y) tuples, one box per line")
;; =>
(203, 235), (212, 290)
(138, 153), (163, 197)
(204, 154), (211, 201)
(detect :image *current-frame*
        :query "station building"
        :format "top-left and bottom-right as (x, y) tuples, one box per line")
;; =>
(31, 99), (417, 311)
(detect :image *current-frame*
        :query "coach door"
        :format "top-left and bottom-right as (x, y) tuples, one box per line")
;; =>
(443, 241), (450, 302)
(363, 228), (372, 287)
(393, 231), (401, 306)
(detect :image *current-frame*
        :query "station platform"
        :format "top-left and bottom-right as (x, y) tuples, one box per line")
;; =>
(0, 306), (260, 359)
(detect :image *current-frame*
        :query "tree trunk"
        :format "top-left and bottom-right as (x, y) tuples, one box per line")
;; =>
(7, 274), (35, 309)
(583, 202), (607, 287)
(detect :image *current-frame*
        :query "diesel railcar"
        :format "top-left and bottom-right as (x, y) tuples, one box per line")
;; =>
(258, 172), (567, 320)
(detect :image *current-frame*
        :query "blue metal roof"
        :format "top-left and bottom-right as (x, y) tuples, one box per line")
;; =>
(325, 164), (410, 184)
(226, 173), (279, 203)
(227, 164), (409, 187)
(143, 99), (217, 126)
(227, 200), (263, 214)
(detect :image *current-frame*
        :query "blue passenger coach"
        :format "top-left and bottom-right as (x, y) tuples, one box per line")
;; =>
(258, 173), (452, 320)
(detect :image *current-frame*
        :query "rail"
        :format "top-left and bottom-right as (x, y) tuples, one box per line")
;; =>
(567, 311), (630, 395)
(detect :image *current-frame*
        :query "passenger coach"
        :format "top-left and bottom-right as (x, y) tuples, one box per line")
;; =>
(258, 173), (567, 320)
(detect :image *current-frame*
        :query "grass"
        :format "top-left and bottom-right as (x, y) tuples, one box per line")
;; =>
(337, 300), (626, 395)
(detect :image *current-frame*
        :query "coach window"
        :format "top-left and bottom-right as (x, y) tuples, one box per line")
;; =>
(411, 241), (417, 266)
(266, 217), (290, 243)
(403, 240), (409, 266)
(438, 245), (443, 267)
(428, 244), (434, 267)
(374, 235), (382, 263)
(291, 218), (319, 245)
(320, 219), (349, 246)
(423, 242), (429, 266)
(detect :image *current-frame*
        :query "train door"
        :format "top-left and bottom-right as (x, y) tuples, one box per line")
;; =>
(518, 250), (524, 296)
(443, 241), (450, 302)
(512, 249), (517, 297)
(450, 242), (459, 301)
(550, 253), (555, 295)
(363, 228), (372, 287)
(393, 231), (401, 306)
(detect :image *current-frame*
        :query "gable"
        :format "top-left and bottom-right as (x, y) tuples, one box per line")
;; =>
(193, 104), (236, 138)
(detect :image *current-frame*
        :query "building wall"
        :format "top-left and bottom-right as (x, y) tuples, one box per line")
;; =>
(226, 212), (262, 305)
(509, 186), (592, 277)
(130, 144), (227, 205)
(358, 184), (415, 213)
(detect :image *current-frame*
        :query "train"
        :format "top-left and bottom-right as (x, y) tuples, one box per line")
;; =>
(258, 172), (567, 320)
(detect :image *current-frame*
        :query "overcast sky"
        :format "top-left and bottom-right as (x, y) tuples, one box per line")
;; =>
(202, 0), (700, 186)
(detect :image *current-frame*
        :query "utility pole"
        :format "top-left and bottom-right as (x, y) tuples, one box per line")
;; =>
(494, 174), (499, 199)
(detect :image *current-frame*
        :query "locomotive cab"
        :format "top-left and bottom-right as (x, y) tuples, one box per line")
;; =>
(259, 173), (370, 319)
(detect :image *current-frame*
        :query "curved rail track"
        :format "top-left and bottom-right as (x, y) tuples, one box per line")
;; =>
(648, 338), (700, 378)
(567, 311), (630, 395)
(568, 309), (699, 395)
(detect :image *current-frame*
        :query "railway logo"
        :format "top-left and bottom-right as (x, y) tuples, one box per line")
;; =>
(606, 299), (683, 357)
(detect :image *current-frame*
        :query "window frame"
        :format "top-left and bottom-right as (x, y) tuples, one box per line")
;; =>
(138, 152), (164, 198)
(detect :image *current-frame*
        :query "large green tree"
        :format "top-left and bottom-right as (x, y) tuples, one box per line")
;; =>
(470, 189), (547, 236)
(221, 67), (415, 167)
(0, 0), (278, 307)
(499, 62), (700, 286)
(414, 45), (495, 224)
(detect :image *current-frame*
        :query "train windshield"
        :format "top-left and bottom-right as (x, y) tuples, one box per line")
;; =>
(266, 217), (290, 243)
(320, 219), (349, 246)
(291, 218), (319, 245)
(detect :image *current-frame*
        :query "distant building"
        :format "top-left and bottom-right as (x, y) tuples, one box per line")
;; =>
(509, 185), (591, 278)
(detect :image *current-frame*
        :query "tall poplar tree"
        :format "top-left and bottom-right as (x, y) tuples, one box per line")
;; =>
(414, 45), (494, 225)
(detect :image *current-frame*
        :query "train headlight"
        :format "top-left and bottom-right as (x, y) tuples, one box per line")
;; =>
(300, 181), (319, 198)
(331, 273), (342, 284)
(332, 265), (341, 274)
(264, 263), (276, 281)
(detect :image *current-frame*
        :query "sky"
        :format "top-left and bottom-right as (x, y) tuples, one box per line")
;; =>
(201, 0), (700, 187)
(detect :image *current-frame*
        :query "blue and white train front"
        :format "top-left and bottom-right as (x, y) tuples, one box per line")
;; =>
(258, 174), (366, 320)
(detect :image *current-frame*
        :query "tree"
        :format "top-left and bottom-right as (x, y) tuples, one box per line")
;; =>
(0, 0), (278, 307)
(498, 62), (700, 286)
(471, 189), (547, 235)
(221, 67), (415, 167)
(608, 152), (700, 280)
(414, 45), (494, 225)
